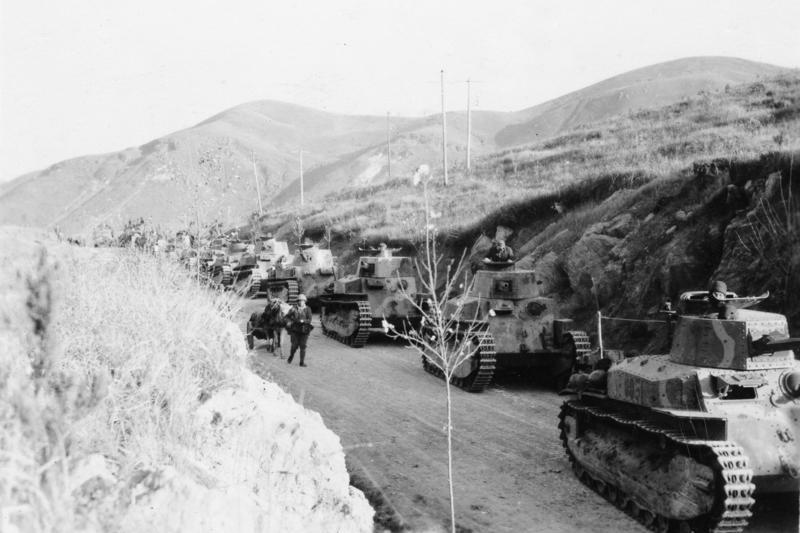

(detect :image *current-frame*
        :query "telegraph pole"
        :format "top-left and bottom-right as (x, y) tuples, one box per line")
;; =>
(441, 69), (448, 186)
(252, 151), (263, 217)
(466, 79), (472, 173)
(299, 149), (304, 207)
(386, 112), (391, 180)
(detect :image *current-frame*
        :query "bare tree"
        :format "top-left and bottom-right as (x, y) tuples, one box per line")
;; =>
(383, 164), (483, 533)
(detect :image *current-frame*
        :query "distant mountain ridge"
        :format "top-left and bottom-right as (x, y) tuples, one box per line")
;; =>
(0, 56), (788, 234)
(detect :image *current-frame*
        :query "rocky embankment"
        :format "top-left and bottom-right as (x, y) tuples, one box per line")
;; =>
(0, 227), (373, 533)
(468, 151), (800, 348)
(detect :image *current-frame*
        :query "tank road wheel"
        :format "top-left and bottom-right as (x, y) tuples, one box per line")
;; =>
(221, 265), (233, 289)
(320, 300), (372, 348)
(558, 401), (755, 533)
(450, 332), (497, 392)
(249, 271), (262, 298)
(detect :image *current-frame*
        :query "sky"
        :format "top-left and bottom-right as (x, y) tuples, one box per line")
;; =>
(1, 0), (799, 181)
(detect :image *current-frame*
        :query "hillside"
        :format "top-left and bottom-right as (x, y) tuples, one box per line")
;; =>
(0, 227), (373, 532)
(495, 56), (786, 147)
(268, 72), (800, 338)
(1, 57), (785, 235)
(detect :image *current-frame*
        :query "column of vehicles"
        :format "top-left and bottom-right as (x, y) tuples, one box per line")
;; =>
(183, 235), (338, 302)
(229, 233), (799, 530)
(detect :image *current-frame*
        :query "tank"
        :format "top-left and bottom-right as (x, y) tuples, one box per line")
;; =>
(319, 254), (420, 347)
(247, 239), (298, 302)
(199, 249), (233, 289)
(286, 242), (338, 307)
(559, 290), (800, 532)
(421, 262), (591, 392)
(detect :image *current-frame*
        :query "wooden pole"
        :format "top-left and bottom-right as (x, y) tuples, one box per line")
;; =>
(299, 149), (304, 207)
(441, 69), (448, 186)
(466, 79), (471, 173)
(386, 111), (391, 180)
(252, 151), (263, 217)
(597, 311), (604, 359)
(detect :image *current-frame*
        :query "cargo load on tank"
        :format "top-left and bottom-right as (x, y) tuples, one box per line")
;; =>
(559, 285), (800, 533)
(421, 261), (592, 392)
(319, 249), (420, 348)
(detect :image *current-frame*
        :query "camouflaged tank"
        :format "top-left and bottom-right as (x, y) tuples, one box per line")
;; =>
(559, 290), (800, 533)
(319, 254), (420, 347)
(421, 261), (591, 392)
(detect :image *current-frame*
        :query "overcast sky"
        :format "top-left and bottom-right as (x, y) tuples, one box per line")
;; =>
(1, 0), (798, 181)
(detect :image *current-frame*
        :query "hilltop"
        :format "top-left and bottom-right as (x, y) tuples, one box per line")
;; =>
(0, 56), (786, 234)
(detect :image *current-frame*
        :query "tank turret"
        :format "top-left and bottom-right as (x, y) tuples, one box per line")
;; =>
(559, 287), (800, 532)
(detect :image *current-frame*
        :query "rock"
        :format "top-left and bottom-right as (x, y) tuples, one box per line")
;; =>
(643, 213), (654, 223)
(586, 213), (635, 239)
(565, 232), (622, 306)
(665, 225), (677, 235)
(526, 252), (568, 295)
(764, 171), (783, 200)
(675, 210), (689, 222)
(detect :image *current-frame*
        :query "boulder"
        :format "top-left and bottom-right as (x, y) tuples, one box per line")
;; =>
(517, 251), (569, 295)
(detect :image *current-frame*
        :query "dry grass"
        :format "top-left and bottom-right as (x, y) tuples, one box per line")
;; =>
(1, 242), (244, 532)
(265, 73), (800, 244)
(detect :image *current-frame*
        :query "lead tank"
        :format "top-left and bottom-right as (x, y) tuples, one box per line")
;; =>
(319, 254), (420, 347)
(422, 262), (591, 392)
(559, 290), (800, 532)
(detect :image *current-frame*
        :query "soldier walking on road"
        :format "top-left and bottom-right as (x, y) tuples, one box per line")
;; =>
(286, 294), (313, 367)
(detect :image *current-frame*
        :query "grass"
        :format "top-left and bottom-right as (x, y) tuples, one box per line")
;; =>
(1, 242), (244, 532)
(259, 73), (800, 247)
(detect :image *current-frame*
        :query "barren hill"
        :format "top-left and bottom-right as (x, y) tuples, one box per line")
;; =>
(495, 56), (786, 147)
(0, 56), (786, 234)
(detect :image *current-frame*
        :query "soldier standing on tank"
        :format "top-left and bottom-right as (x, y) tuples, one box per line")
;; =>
(285, 294), (313, 367)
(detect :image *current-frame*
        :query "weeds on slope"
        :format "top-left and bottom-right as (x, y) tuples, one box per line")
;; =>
(1, 244), (244, 532)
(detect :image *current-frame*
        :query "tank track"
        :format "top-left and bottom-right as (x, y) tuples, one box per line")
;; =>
(220, 265), (233, 288)
(421, 331), (497, 392)
(321, 300), (372, 348)
(558, 400), (755, 533)
(249, 271), (262, 298)
(267, 279), (299, 304)
(566, 330), (591, 360)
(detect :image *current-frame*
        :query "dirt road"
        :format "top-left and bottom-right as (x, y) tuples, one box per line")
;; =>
(240, 299), (795, 533)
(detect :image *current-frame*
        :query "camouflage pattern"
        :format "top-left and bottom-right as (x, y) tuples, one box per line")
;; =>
(449, 268), (587, 369)
(604, 298), (800, 493)
(328, 256), (418, 322)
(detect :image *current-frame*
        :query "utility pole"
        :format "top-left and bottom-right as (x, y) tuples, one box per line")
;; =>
(252, 151), (263, 217)
(441, 69), (448, 186)
(299, 149), (304, 207)
(466, 78), (472, 173)
(386, 111), (391, 180)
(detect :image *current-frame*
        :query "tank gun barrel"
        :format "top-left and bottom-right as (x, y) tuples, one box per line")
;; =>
(751, 335), (800, 356)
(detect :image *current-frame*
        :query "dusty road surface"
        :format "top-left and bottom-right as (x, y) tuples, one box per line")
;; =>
(240, 299), (796, 533)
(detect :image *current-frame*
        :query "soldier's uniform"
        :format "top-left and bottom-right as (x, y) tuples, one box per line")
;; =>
(286, 294), (313, 366)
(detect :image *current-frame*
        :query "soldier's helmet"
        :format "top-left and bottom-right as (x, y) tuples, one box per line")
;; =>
(708, 280), (728, 302)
